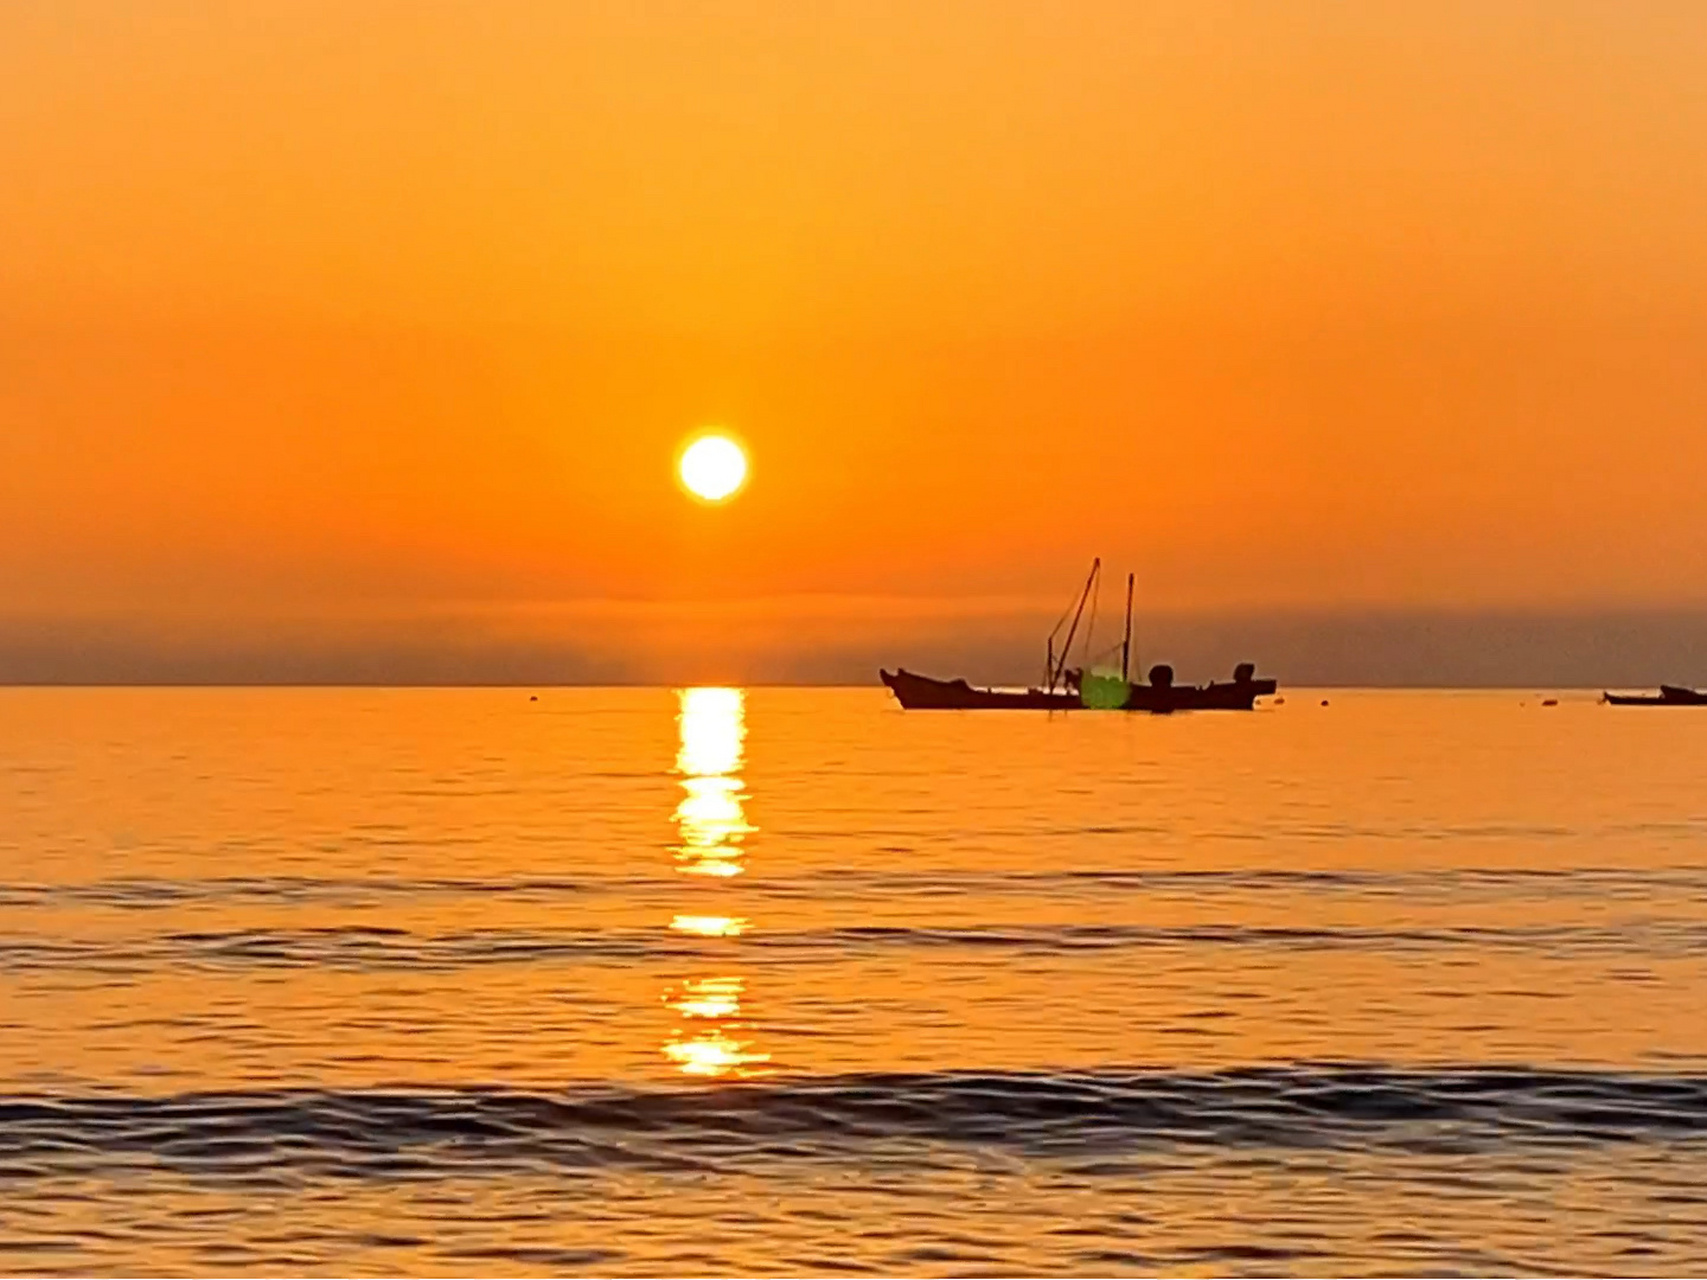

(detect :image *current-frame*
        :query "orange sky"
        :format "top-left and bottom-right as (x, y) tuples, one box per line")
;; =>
(4, 2), (1706, 679)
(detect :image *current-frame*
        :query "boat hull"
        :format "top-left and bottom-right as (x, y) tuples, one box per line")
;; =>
(879, 669), (1078, 710)
(1127, 677), (1278, 712)
(1605, 686), (1707, 706)
(880, 668), (1277, 712)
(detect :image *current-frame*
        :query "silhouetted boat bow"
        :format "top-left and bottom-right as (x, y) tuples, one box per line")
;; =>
(879, 668), (1080, 710)
(1603, 685), (1707, 706)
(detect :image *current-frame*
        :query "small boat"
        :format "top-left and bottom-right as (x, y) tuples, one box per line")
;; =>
(1603, 685), (1707, 706)
(881, 560), (1278, 713)
(879, 668), (1079, 710)
(880, 663), (1277, 712)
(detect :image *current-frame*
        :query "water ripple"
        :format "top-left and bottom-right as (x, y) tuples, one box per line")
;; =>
(4, 863), (1707, 911)
(0, 1067), (1703, 1181)
(4, 919), (1706, 973)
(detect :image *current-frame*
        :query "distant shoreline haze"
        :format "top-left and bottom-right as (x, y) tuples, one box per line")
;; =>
(2, 606), (1703, 688)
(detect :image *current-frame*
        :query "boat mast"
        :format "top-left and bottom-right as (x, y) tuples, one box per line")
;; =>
(1050, 558), (1100, 693)
(1121, 572), (1134, 684)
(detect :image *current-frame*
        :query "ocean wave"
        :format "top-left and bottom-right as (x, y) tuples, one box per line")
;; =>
(2, 918), (1705, 973)
(0, 875), (604, 909)
(0, 1067), (1702, 1180)
(4, 863), (1707, 912)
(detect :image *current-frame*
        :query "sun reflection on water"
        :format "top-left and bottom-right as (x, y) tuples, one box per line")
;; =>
(670, 914), (748, 938)
(661, 975), (771, 1076)
(661, 1029), (771, 1076)
(665, 688), (768, 1077)
(670, 975), (745, 1020)
(673, 687), (753, 878)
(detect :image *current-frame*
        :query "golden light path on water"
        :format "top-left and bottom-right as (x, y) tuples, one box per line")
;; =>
(672, 687), (752, 879)
(663, 687), (770, 1077)
(669, 914), (748, 938)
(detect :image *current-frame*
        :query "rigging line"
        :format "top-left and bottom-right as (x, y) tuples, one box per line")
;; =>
(1050, 558), (1100, 692)
(1082, 563), (1101, 667)
(1122, 571), (1134, 685)
(1047, 582), (1079, 688)
(1046, 585), (1081, 644)
(1048, 558), (1099, 645)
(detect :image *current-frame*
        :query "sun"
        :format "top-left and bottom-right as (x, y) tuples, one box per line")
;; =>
(678, 434), (748, 503)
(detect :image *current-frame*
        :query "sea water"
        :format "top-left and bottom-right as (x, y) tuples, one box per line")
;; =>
(1, 687), (1705, 1275)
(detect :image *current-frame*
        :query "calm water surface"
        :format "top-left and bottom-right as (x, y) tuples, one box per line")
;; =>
(2, 687), (1706, 1275)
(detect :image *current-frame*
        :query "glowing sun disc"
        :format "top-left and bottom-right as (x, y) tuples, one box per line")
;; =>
(679, 435), (748, 502)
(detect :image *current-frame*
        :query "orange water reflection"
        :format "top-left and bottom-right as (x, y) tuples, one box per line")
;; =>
(661, 975), (771, 1076)
(672, 687), (753, 878)
(669, 975), (745, 1020)
(661, 1028), (771, 1077)
(669, 913), (749, 938)
(664, 688), (768, 1077)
